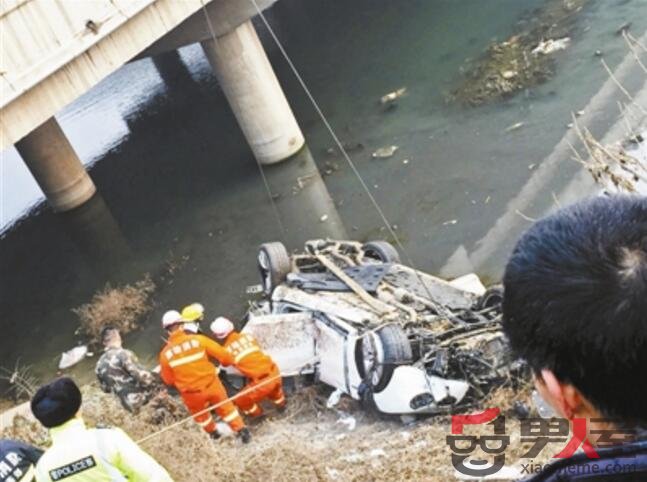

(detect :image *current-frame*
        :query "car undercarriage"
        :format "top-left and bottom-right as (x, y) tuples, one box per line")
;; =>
(241, 239), (527, 415)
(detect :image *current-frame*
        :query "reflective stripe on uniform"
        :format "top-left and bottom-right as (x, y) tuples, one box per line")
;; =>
(222, 410), (240, 422)
(168, 351), (205, 367)
(243, 404), (260, 415)
(17, 466), (35, 482)
(198, 417), (214, 427)
(273, 396), (285, 405)
(234, 346), (260, 363)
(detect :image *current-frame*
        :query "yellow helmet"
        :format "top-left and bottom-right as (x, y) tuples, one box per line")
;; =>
(181, 303), (205, 322)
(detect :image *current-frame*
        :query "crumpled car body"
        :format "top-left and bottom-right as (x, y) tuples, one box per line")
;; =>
(238, 239), (523, 415)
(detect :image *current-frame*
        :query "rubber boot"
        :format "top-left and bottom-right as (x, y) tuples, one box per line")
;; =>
(238, 427), (252, 444)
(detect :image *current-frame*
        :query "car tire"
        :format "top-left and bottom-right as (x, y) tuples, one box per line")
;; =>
(476, 284), (504, 311)
(356, 324), (412, 393)
(258, 242), (291, 295)
(362, 240), (401, 264)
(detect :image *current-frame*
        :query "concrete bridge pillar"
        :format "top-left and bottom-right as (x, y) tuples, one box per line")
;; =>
(15, 117), (96, 212)
(201, 20), (305, 165)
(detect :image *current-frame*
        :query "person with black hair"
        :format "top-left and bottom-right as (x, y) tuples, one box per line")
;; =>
(0, 438), (42, 481)
(95, 326), (157, 413)
(502, 194), (647, 481)
(30, 377), (172, 481)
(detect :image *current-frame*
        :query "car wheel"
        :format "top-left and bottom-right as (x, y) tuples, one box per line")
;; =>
(362, 241), (401, 264)
(258, 242), (291, 295)
(355, 324), (412, 393)
(476, 284), (504, 310)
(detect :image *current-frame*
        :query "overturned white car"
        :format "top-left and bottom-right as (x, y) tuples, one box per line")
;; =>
(237, 240), (524, 416)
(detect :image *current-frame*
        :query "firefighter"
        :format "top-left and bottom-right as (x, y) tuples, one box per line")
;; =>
(159, 304), (251, 443)
(210, 317), (286, 418)
(31, 377), (172, 481)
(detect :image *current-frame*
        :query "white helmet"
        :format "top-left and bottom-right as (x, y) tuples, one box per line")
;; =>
(210, 317), (234, 339)
(183, 322), (199, 334)
(162, 310), (183, 329)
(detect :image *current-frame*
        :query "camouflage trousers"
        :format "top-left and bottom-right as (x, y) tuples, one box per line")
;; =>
(116, 386), (155, 413)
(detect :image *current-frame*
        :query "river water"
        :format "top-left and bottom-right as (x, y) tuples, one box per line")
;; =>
(1, 0), (646, 384)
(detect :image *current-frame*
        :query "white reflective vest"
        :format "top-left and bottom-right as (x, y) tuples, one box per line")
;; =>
(35, 418), (172, 482)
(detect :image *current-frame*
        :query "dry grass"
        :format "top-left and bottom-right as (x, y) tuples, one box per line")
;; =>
(0, 360), (40, 402)
(573, 31), (647, 193)
(1, 382), (551, 482)
(572, 127), (646, 192)
(72, 276), (155, 342)
(1, 415), (49, 447)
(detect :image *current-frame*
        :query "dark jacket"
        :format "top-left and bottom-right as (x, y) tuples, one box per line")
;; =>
(523, 440), (647, 481)
(0, 439), (43, 482)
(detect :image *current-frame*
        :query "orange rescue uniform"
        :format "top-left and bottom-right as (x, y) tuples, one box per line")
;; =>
(223, 331), (285, 417)
(159, 329), (245, 434)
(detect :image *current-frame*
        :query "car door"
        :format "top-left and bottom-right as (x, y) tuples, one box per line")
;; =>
(314, 313), (355, 394)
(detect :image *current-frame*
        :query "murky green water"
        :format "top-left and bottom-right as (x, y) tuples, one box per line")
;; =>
(0, 0), (646, 386)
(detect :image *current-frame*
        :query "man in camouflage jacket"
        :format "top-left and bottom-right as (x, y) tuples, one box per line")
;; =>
(95, 327), (158, 413)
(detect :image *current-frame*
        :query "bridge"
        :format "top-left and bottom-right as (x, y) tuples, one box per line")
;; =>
(0, 0), (305, 211)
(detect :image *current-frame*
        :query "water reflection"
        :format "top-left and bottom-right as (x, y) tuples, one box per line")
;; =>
(152, 51), (197, 94)
(264, 145), (348, 244)
(57, 193), (132, 281)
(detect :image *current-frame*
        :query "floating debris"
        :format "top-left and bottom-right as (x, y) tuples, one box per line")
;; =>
(322, 161), (341, 177)
(532, 37), (571, 55)
(505, 122), (525, 133)
(372, 145), (399, 159)
(442, 219), (458, 226)
(452, 0), (588, 106)
(59, 346), (89, 370)
(320, 214), (329, 222)
(342, 142), (364, 152)
(402, 159), (410, 165)
(73, 277), (155, 342)
(379, 87), (407, 105)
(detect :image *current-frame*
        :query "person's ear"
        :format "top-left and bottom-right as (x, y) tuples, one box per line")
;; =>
(539, 369), (583, 419)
